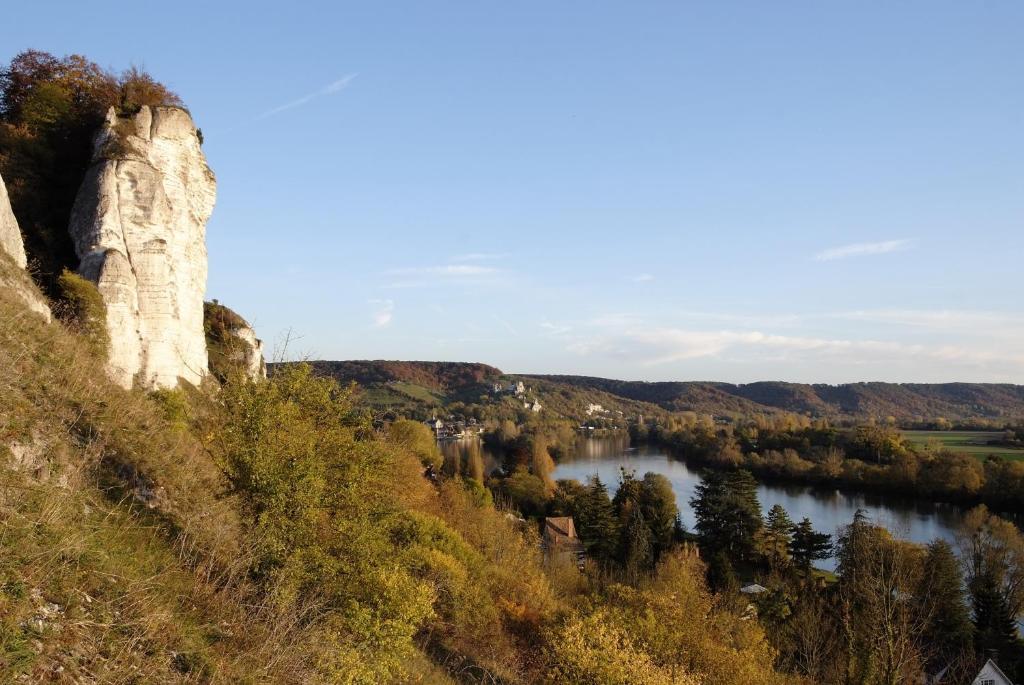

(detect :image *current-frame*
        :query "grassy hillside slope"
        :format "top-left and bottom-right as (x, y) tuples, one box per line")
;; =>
(2, 285), (795, 684)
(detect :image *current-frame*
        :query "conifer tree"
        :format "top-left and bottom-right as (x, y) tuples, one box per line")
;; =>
(575, 476), (619, 563)
(789, 517), (832, 571)
(916, 539), (974, 673)
(759, 504), (794, 569)
(621, 506), (654, 581)
(691, 469), (762, 564)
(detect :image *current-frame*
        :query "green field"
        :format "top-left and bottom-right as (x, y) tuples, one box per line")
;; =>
(901, 430), (1024, 460)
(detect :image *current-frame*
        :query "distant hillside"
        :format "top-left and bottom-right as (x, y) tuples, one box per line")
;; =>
(298, 360), (502, 392)
(525, 376), (1024, 422)
(290, 362), (1024, 423)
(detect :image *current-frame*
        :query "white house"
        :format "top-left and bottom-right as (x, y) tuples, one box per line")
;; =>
(970, 659), (1013, 685)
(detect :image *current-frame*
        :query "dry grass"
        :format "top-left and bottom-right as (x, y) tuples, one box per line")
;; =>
(0, 288), (329, 682)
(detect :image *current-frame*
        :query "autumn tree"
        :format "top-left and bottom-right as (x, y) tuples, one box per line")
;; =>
(958, 506), (1024, 671)
(835, 511), (927, 685)
(0, 51), (180, 292)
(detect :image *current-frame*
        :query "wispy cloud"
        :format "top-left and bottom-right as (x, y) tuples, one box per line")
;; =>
(257, 73), (358, 120)
(451, 252), (508, 262)
(369, 299), (394, 328)
(814, 239), (912, 261)
(632, 273), (655, 283)
(541, 321), (573, 336)
(491, 314), (519, 336)
(566, 325), (1016, 370)
(387, 265), (498, 277)
(834, 309), (1024, 331)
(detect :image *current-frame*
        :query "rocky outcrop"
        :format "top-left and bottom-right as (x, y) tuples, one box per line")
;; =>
(204, 301), (266, 382)
(69, 106), (215, 389)
(232, 322), (266, 380)
(0, 172), (51, 321)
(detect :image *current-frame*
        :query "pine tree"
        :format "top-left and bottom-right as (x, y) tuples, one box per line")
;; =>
(759, 504), (794, 569)
(575, 476), (619, 563)
(790, 517), (832, 571)
(917, 539), (973, 672)
(691, 469), (762, 564)
(970, 567), (1019, 659)
(621, 505), (653, 581)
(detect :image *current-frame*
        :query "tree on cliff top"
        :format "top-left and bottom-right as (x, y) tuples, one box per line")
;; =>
(0, 50), (181, 294)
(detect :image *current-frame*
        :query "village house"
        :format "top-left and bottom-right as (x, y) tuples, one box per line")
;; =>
(541, 517), (585, 570)
(968, 659), (1014, 685)
(524, 399), (542, 413)
(493, 380), (526, 397)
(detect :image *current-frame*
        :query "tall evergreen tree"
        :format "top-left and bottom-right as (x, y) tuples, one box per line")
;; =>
(759, 504), (794, 569)
(691, 469), (762, 564)
(789, 517), (832, 571)
(916, 539), (974, 674)
(574, 476), (619, 563)
(621, 506), (653, 581)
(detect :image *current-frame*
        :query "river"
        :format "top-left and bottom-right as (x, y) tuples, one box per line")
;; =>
(441, 435), (972, 571)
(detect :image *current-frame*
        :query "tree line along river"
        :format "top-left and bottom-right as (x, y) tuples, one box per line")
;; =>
(441, 434), (977, 572)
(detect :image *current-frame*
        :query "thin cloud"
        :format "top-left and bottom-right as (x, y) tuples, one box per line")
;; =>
(561, 320), (1024, 374)
(257, 73), (358, 120)
(369, 299), (394, 328)
(451, 252), (508, 262)
(835, 309), (1024, 331)
(814, 239), (912, 261)
(387, 265), (498, 277)
(632, 273), (655, 283)
(491, 314), (519, 336)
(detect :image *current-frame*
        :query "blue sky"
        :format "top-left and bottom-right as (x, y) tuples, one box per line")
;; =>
(6, 1), (1023, 383)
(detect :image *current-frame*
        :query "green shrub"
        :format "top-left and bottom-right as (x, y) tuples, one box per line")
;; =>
(55, 269), (107, 355)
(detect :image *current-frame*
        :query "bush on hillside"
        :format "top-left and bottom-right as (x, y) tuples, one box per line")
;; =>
(54, 269), (107, 355)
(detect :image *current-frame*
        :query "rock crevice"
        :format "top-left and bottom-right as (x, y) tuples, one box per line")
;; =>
(0, 171), (52, 321)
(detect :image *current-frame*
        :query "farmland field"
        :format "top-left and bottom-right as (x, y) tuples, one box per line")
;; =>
(901, 430), (1024, 460)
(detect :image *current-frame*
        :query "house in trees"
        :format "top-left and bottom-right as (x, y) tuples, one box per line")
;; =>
(542, 517), (585, 570)
(493, 380), (526, 396)
(968, 659), (1014, 685)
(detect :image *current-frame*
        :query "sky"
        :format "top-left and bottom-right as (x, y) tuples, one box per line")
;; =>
(5, 1), (1023, 384)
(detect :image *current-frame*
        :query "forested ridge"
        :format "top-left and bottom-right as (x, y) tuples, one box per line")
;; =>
(530, 374), (1024, 422)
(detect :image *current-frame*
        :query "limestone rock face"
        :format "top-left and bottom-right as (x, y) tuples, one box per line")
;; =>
(233, 323), (267, 380)
(0, 172), (28, 269)
(69, 106), (215, 389)
(204, 301), (266, 382)
(0, 172), (51, 321)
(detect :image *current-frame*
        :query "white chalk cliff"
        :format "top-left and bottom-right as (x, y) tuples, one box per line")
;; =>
(232, 322), (266, 380)
(0, 172), (51, 321)
(69, 106), (215, 389)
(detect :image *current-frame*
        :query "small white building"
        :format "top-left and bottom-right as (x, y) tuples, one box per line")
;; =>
(970, 659), (1013, 685)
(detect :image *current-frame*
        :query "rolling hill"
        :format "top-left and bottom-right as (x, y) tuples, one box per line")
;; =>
(526, 375), (1024, 422)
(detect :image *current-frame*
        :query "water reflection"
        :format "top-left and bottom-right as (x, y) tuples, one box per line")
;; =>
(555, 438), (969, 572)
(441, 436), (974, 572)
